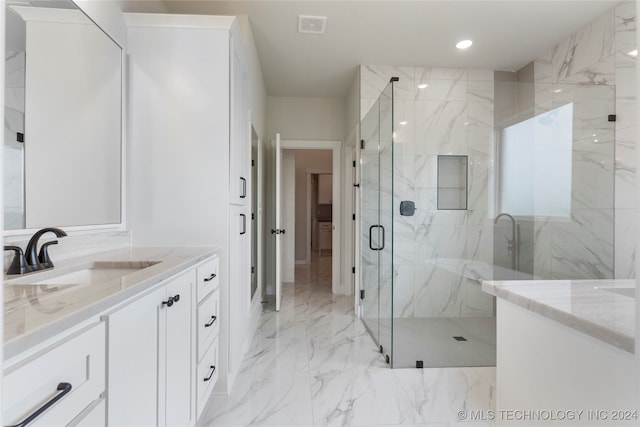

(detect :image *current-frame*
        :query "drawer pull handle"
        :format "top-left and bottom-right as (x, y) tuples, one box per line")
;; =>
(204, 273), (216, 282)
(204, 315), (217, 328)
(6, 382), (72, 427)
(162, 294), (180, 308)
(203, 365), (216, 382)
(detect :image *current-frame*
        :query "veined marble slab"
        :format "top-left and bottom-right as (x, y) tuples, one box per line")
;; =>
(4, 246), (219, 359)
(482, 278), (634, 353)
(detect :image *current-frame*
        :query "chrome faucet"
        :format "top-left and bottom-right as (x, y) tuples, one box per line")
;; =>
(24, 227), (67, 271)
(494, 213), (520, 271)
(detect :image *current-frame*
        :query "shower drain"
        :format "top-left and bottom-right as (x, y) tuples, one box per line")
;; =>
(453, 336), (468, 341)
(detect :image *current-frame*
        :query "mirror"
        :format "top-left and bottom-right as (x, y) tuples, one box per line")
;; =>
(4, 0), (122, 231)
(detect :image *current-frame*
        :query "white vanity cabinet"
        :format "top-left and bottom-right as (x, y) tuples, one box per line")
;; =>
(228, 204), (251, 375)
(106, 270), (195, 427)
(195, 258), (221, 417)
(126, 12), (253, 395)
(3, 322), (106, 427)
(229, 39), (250, 206)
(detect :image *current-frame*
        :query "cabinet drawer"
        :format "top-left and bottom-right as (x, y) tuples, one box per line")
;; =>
(197, 257), (219, 303)
(197, 288), (220, 362)
(196, 339), (219, 419)
(3, 322), (106, 427)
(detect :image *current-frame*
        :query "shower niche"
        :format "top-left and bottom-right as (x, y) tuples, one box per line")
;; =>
(437, 155), (468, 210)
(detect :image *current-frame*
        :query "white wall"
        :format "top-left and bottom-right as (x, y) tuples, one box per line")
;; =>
(267, 96), (346, 141)
(345, 70), (360, 145)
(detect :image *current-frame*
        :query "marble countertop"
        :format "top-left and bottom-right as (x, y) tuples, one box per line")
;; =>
(4, 246), (218, 359)
(482, 279), (635, 353)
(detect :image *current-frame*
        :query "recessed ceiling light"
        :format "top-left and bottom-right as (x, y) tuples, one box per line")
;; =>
(418, 83), (429, 89)
(298, 15), (327, 34)
(399, 121), (408, 126)
(553, 88), (563, 93)
(628, 49), (638, 57)
(456, 39), (473, 50)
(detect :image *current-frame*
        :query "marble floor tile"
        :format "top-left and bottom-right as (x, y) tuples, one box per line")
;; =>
(310, 366), (423, 426)
(393, 367), (496, 424)
(200, 252), (496, 427)
(201, 368), (314, 427)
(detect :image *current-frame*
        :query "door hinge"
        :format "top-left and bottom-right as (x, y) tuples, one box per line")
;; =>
(352, 160), (356, 167)
(352, 214), (356, 220)
(252, 213), (255, 220)
(352, 266), (355, 274)
(17, 132), (24, 143)
(251, 266), (255, 274)
(360, 139), (365, 149)
(252, 159), (255, 166)
(608, 114), (616, 122)
(360, 289), (365, 299)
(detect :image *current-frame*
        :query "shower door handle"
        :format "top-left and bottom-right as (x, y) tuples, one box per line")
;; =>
(369, 225), (385, 251)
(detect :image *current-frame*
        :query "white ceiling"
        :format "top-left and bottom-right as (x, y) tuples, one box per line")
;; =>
(162, 1), (622, 98)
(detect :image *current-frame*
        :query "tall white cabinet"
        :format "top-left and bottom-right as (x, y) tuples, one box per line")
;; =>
(125, 13), (252, 396)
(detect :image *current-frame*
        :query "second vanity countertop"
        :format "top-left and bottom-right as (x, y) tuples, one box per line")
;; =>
(482, 279), (635, 353)
(4, 246), (218, 360)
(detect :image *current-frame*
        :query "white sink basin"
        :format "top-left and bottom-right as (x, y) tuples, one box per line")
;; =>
(9, 261), (161, 287)
(601, 287), (635, 298)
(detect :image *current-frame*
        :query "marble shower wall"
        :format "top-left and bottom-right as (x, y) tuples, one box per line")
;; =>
(530, 1), (636, 279)
(360, 66), (495, 319)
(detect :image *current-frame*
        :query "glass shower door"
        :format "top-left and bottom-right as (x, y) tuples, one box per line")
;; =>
(360, 79), (395, 364)
(378, 81), (395, 365)
(360, 90), (381, 347)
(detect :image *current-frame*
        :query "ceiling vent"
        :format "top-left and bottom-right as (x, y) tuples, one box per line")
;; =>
(298, 15), (327, 34)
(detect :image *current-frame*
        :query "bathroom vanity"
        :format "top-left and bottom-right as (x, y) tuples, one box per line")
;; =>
(483, 279), (636, 425)
(3, 247), (219, 426)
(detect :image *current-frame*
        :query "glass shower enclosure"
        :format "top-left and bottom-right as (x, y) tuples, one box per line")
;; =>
(360, 76), (615, 368)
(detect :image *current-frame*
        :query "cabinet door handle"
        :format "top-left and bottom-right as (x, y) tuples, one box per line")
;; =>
(204, 315), (217, 327)
(173, 294), (180, 303)
(240, 177), (247, 198)
(204, 273), (216, 282)
(5, 382), (72, 427)
(203, 365), (216, 382)
(162, 297), (174, 307)
(240, 214), (246, 235)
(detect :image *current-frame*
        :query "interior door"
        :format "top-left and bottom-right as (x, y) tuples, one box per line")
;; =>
(275, 133), (283, 311)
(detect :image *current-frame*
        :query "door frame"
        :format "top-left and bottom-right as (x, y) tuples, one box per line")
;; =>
(280, 140), (342, 294)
